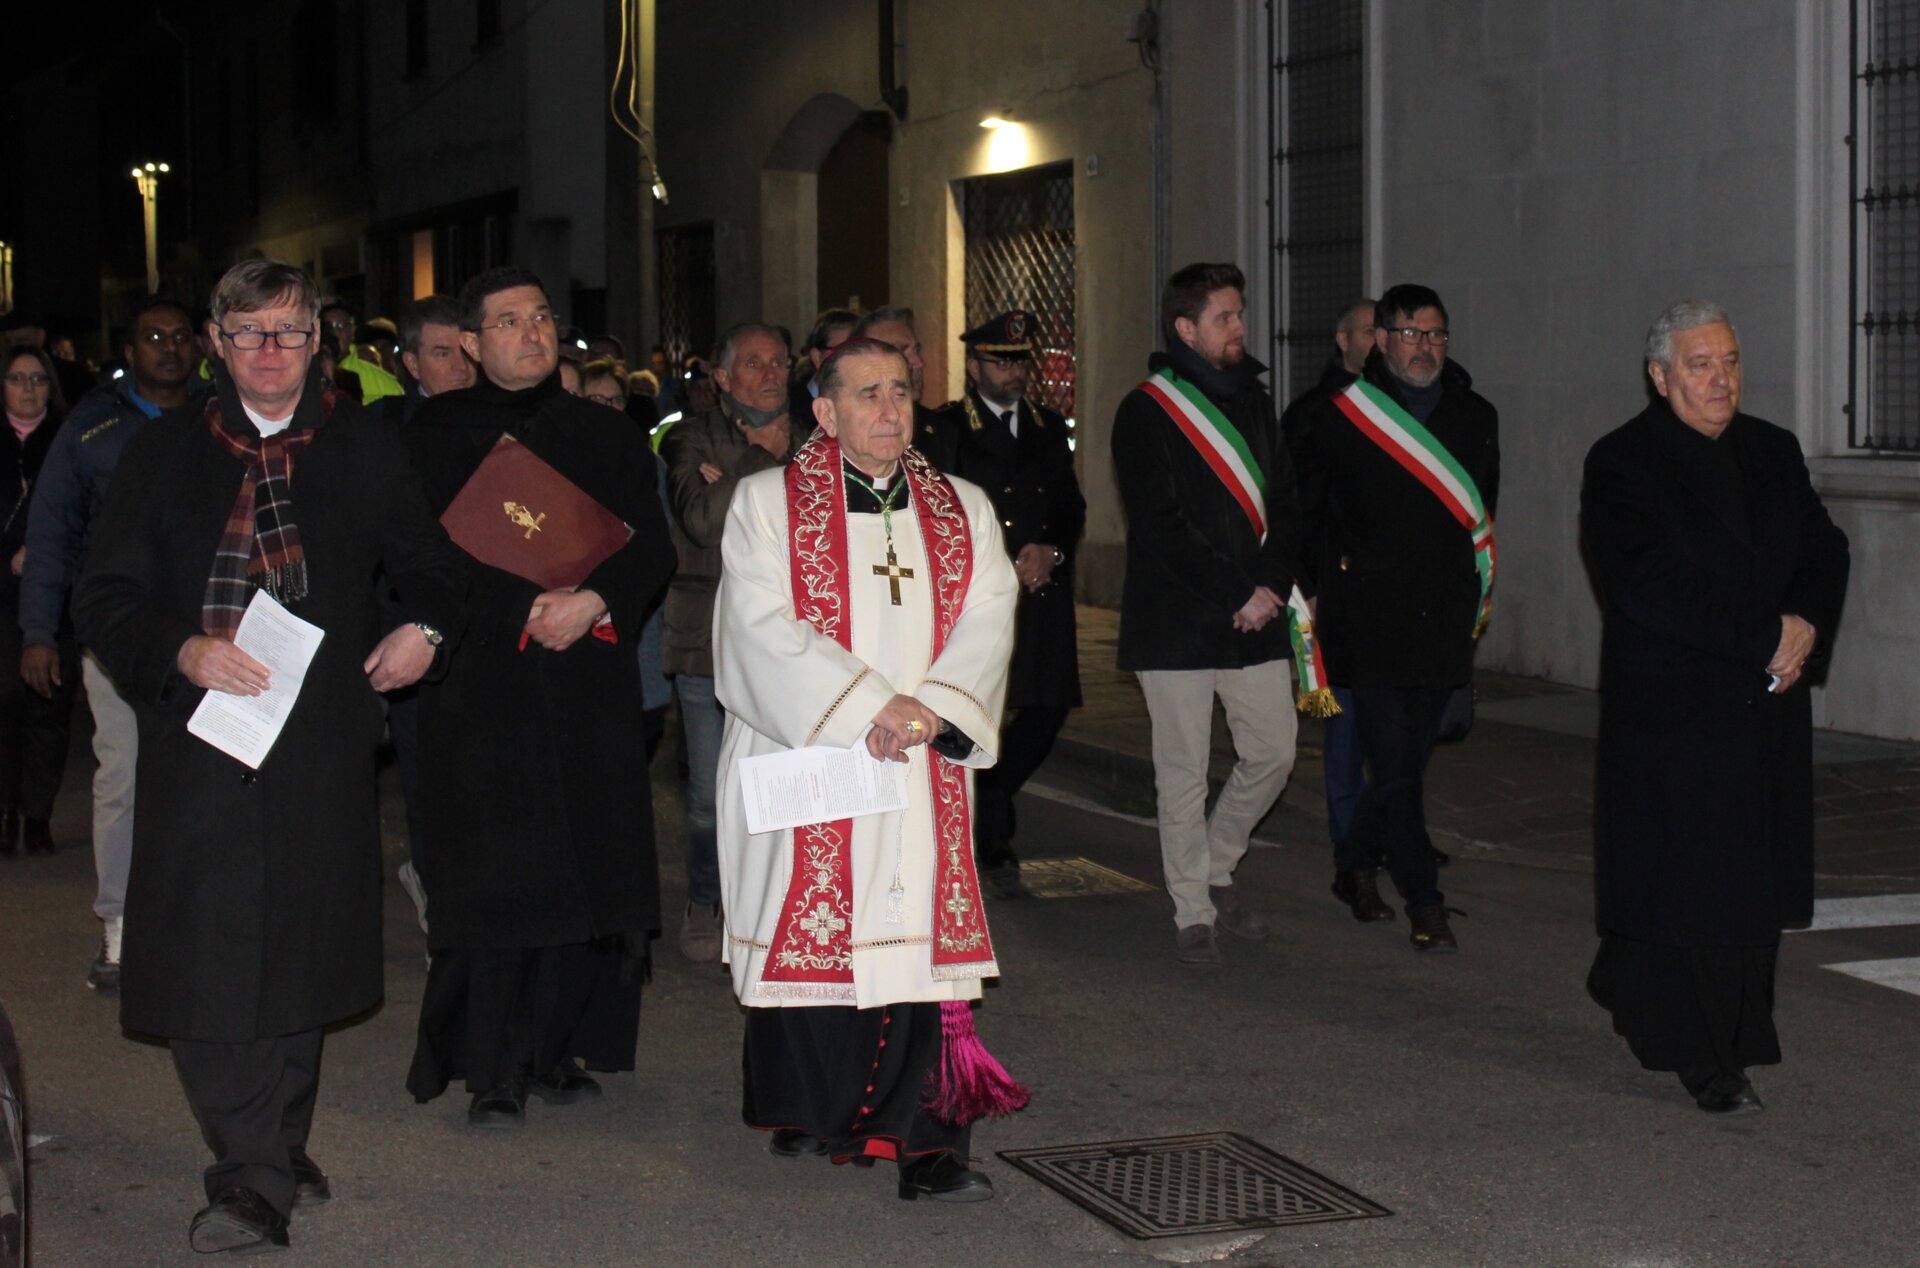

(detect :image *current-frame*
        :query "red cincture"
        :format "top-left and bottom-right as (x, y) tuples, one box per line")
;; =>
(757, 438), (999, 998)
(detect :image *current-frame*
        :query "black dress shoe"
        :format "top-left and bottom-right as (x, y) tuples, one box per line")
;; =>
(1406, 903), (1460, 952)
(898, 1151), (994, 1203)
(22, 817), (53, 855)
(289, 1148), (331, 1208)
(1688, 1073), (1765, 1115)
(188, 1185), (289, 1254)
(528, 1057), (602, 1105)
(466, 1078), (528, 1129)
(1331, 869), (1394, 922)
(768, 1128), (829, 1158)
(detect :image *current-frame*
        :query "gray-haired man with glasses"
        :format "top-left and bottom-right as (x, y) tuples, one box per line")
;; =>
(1291, 282), (1499, 953)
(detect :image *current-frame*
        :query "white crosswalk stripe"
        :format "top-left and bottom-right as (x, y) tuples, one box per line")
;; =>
(1795, 894), (1920, 999)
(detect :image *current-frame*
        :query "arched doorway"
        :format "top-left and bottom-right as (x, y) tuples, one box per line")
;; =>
(760, 93), (893, 332)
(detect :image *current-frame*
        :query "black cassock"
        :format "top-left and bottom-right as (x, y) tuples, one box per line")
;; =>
(401, 373), (675, 1098)
(1580, 401), (1849, 1079)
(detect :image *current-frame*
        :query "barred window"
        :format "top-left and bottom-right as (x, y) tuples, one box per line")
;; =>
(1852, 0), (1920, 452)
(1267, 0), (1364, 403)
(959, 162), (1077, 418)
(656, 223), (715, 368)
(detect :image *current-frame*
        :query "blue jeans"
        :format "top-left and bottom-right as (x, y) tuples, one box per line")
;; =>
(676, 675), (724, 905)
(1322, 684), (1363, 851)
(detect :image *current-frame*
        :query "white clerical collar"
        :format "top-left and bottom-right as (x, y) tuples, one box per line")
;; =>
(242, 402), (295, 436)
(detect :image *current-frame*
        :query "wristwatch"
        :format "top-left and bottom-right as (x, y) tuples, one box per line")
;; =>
(1050, 547), (1064, 566)
(412, 621), (444, 647)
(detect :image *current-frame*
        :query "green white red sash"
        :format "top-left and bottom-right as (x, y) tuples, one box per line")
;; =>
(1332, 379), (1496, 635)
(1139, 369), (1267, 541)
(758, 436), (1000, 1000)
(1138, 369), (1336, 716)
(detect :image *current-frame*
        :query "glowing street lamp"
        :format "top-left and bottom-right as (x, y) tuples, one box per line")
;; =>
(131, 161), (171, 294)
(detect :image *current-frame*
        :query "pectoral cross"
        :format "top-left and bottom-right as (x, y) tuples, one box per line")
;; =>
(873, 546), (915, 605)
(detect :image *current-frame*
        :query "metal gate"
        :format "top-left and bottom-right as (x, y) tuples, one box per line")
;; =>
(656, 222), (715, 367)
(1267, 0), (1365, 402)
(1851, 0), (1919, 451)
(960, 162), (1077, 417)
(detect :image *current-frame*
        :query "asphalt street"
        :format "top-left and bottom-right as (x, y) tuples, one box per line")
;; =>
(5, 728), (1920, 1266)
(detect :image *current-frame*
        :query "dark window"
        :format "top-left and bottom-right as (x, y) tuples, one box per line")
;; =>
(1267, 0), (1364, 402)
(405, 0), (429, 79)
(290, 1), (339, 127)
(1851, 0), (1920, 452)
(959, 161), (1077, 418)
(476, 0), (503, 46)
(657, 223), (717, 368)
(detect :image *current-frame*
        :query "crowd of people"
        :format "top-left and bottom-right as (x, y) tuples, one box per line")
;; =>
(0, 250), (1849, 1253)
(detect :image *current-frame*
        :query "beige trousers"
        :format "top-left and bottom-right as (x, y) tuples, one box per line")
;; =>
(1137, 660), (1298, 929)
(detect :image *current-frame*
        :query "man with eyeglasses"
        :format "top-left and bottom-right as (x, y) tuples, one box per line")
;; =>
(401, 266), (675, 1128)
(20, 296), (206, 995)
(919, 310), (1084, 896)
(1292, 282), (1500, 953)
(658, 322), (806, 962)
(74, 259), (466, 1253)
(319, 300), (404, 404)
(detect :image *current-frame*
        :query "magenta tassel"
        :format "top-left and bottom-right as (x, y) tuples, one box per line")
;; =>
(925, 999), (1031, 1127)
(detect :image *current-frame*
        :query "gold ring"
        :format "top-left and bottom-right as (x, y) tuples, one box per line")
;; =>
(906, 720), (923, 733)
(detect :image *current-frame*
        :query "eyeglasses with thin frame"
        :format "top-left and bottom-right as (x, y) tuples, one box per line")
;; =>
(219, 328), (315, 351)
(469, 312), (556, 335)
(1389, 327), (1450, 347)
(3, 373), (51, 388)
(138, 329), (197, 348)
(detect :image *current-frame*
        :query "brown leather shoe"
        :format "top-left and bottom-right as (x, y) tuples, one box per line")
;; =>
(1209, 884), (1269, 942)
(188, 1185), (290, 1254)
(1331, 869), (1394, 922)
(1174, 923), (1221, 965)
(1406, 903), (1459, 953)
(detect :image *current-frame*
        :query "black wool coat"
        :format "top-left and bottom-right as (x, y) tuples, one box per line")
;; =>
(921, 388), (1084, 708)
(1291, 352), (1499, 688)
(1582, 402), (1849, 946)
(74, 368), (467, 1042)
(404, 373), (675, 951)
(1112, 343), (1303, 672)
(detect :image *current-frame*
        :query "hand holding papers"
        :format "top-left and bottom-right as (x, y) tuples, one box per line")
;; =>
(187, 590), (326, 769)
(738, 738), (912, 835)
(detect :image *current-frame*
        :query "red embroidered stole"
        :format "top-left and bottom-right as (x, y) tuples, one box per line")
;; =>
(757, 437), (999, 998)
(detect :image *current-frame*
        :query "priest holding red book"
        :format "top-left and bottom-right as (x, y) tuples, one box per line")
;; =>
(401, 266), (676, 1129)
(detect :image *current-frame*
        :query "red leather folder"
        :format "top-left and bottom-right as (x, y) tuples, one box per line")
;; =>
(438, 434), (633, 590)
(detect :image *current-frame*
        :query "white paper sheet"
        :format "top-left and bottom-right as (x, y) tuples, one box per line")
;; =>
(738, 738), (910, 835)
(186, 590), (326, 770)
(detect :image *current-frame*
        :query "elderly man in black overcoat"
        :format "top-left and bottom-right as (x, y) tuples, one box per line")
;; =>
(921, 310), (1085, 891)
(1582, 299), (1849, 1115)
(75, 259), (465, 1253)
(402, 266), (676, 1129)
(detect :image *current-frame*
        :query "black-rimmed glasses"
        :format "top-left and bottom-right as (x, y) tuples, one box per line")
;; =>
(219, 328), (315, 350)
(1389, 327), (1450, 347)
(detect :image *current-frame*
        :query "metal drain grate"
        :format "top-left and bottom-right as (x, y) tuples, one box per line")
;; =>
(1015, 857), (1157, 900)
(998, 1132), (1390, 1240)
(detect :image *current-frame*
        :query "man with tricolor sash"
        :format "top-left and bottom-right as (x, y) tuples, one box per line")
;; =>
(714, 338), (1025, 1201)
(1113, 262), (1306, 967)
(1292, 283), (1499, 953)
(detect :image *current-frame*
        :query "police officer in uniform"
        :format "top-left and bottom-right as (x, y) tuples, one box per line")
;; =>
(923, 312), (1084, 894)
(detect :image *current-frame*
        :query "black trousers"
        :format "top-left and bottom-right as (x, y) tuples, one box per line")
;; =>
(973, 704), (1071, 870)
(1338, 685), (1450, 909)
(743, 1003), (968, 1165)
(0, 618), (76, 821)
(170, 1027), (324, 1218)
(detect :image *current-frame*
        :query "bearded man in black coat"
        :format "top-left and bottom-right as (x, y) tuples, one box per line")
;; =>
(401, 267), (676, 1129)
(1582, 300), (1849, 1115)
(75, 259), (466, 1253)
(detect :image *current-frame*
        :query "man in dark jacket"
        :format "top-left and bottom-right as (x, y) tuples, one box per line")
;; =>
(1582, 300), (1848, 1115)
(74, 259), (466, 1253)
(658, 321), (805, 961)
(921, 310), (1085, 892)
(1113, 263), (1302, 966)
(1279, 297), (1375, 895)
(20, 296), (202, 993)
(1293, 283), (1499, 952)
(402, 267), (676, 1130)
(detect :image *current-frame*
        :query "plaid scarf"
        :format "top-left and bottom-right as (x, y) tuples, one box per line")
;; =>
(200, 392), (324, 639)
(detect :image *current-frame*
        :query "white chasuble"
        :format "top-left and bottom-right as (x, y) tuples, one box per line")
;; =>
(714, 453), (1018, 1009)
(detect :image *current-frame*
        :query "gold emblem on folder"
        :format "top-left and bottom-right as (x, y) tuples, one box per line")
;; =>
(504, 501), (546, 539)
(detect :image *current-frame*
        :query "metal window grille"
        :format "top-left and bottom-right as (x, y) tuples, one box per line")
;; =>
(960, 162), (1077, 417)
(1267, 0), (1364, 403)
(656, 223), (716, 368)
(1852, 0), (1920, 452)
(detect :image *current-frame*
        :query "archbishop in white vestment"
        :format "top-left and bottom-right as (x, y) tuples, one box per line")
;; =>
(712, 338), (1021, 1200)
